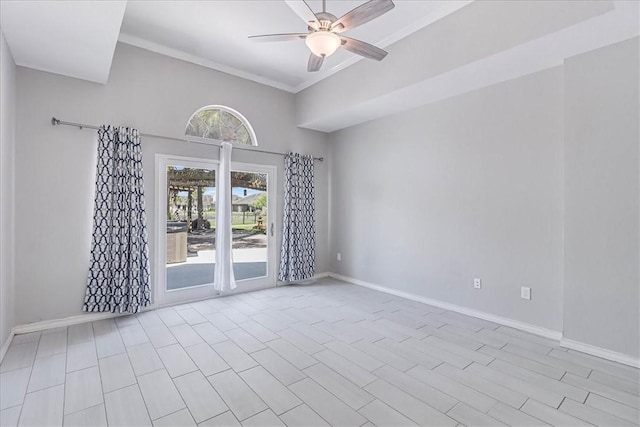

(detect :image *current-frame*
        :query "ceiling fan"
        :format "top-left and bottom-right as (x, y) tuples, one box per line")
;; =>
(249, 0), (395, 72)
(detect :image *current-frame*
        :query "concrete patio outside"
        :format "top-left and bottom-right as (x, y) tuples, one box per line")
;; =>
(166, 246), (267, 290)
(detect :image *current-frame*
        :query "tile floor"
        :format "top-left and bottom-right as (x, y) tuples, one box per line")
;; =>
(1, 278), (638, 426)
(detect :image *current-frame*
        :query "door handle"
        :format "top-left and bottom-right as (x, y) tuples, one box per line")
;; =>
(270, 223), (274, 237)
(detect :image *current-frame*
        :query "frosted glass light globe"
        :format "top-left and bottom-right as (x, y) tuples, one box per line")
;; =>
(305, 31), (341, 57)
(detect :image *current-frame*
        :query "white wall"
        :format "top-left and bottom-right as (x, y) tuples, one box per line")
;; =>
(14, 43), (329, 325)
(329, 67), (565, 331)
(563, 37), (639, 358)
(0, 29), (16, 349)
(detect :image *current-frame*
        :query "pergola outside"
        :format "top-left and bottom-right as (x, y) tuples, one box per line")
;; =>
(167, 167), (267, 230)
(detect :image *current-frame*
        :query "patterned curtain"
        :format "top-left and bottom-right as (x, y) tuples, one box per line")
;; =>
(83, 126), (151, 313)
(279, 153), (315, 282)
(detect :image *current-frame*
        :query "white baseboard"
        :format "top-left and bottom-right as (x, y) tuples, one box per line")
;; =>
(330, 272), (561, 340)
(561, 338), (640, 368)
(12, 312), (126, 335)
(2, 308), (162, 362)
(305, 272), (331, 282)
(6, 273), (638, 368)
(0, 330), (15, 363)
(329, 273), (640, 367)
(278, 272), (331, 286)
(9, 280), (290, 337)
(9, 275), (329, 342)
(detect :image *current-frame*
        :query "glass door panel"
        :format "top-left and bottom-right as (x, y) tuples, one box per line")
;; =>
(231, 170), (268, 281)
(156, 156), (219, 307)
(166, 165), (216, 291)
(230, 163), (276, 290)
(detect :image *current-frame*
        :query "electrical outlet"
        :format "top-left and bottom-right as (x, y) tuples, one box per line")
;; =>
(521, 286), (531, 300)
(474, 278), (482, 289)
(337, 252), (342, 261)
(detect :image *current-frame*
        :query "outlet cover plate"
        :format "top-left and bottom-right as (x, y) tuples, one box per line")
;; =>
(521, 286), (531, 300)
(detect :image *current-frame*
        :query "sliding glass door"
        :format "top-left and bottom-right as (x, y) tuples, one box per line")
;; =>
(230, 163), (276, 290)
(155, 155), (276, 306)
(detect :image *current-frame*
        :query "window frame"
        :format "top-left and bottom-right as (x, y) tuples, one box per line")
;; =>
(184, 105), (258, 147)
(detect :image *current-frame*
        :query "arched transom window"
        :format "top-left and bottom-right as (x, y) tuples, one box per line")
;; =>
(185, 105), (257, 146)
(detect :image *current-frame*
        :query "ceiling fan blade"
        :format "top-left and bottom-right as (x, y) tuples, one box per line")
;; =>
(340, 36), (388, 61)
(284, 0), (320, 29)
(331, 0), (395, 33)
(248, 33), (308, 42)
(307, 53), (324, 72)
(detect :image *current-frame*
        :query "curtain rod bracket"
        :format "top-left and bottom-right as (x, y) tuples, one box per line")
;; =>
(51, 117), (60, 126)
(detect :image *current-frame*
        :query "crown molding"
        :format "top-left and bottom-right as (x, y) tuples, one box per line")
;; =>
(118, 33), (298, 93)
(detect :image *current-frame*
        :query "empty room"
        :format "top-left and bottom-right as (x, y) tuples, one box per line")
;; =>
(0, 0), (638, 426)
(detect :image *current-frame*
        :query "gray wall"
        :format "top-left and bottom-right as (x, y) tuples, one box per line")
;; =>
(329, 67), (565, 331)
(563, 37), (639, 358)
(328, 37), (640, 358)
(14, 43), (329, 325)
(0, 29), (16, 348)
(9, 30), (639, 361)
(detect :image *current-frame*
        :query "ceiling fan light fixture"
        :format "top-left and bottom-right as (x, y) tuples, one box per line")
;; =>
(251, 0), (394, 71)
(305, 31), (341, 57)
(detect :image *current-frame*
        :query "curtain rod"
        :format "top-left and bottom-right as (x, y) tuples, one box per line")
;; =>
(50, 117), (324, 161)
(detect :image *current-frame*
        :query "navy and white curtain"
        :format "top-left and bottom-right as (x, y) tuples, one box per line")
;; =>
(84, 126), (151, 313)
(279, 153), (315, 282)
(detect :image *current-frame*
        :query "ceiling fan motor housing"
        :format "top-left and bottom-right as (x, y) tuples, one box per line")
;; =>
(310, 12), (338, 31)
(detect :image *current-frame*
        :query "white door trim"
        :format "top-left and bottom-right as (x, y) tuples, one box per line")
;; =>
(154, 155), (277, 307)
(231, 161), (278, 289)
(155, 154), (220, 307)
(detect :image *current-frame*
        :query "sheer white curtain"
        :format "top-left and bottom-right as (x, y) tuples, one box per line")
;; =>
(214, 142), (237, 292)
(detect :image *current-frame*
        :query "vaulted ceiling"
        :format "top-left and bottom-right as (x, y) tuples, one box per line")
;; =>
(0, 0), (469, 90)
(1, 1), (637, 132)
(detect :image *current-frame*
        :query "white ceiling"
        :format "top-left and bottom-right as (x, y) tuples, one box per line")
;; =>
(0, 0), (126, 84)
(299, 0), (639, 132)
(119, 0), (471, 92)
(1, 0), (637, 132)
(0, 0), (469, 91)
